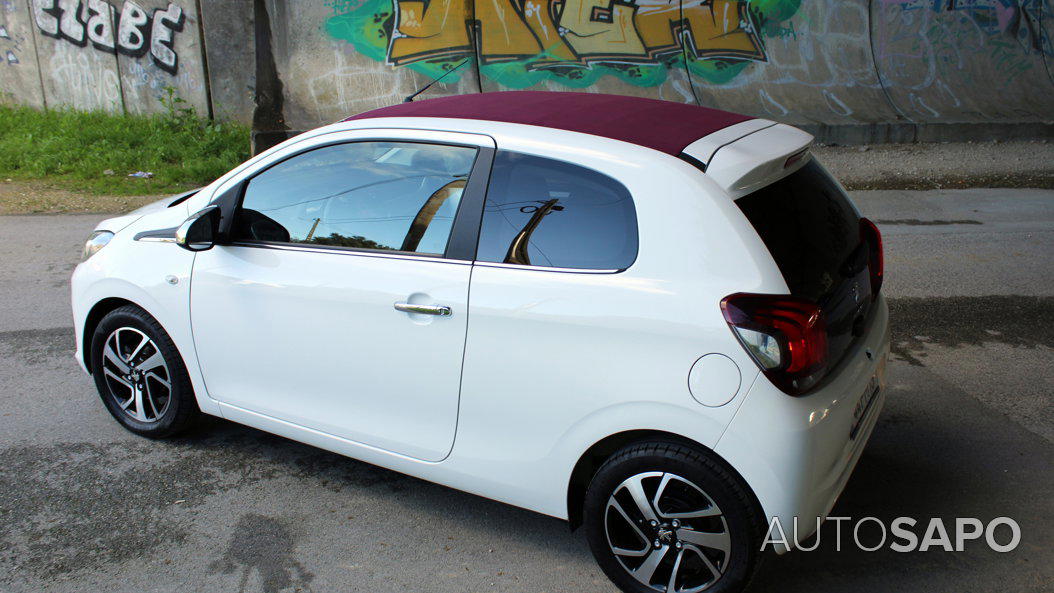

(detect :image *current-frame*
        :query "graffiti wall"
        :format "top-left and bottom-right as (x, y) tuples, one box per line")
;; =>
(326, 0), (781, 88)
(2, 0), (1052, 142)
(0, 0), (212, 115)
(873, 0), (1054, 121)
(301, 0), (1053, 140)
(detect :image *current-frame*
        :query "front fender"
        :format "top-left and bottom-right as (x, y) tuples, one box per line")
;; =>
(71, 221), (220, 417)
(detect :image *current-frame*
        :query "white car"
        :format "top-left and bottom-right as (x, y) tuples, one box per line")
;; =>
(72, 91), (889, 593)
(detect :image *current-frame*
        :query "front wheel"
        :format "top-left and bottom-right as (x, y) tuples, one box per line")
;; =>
(583, 441), (764, 593)
(90, 305), (200, 438)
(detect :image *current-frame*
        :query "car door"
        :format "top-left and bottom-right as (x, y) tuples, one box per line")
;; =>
(190, 129), (494, 462)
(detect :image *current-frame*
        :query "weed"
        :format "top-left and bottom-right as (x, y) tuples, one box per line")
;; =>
(0, 93), (250, 197)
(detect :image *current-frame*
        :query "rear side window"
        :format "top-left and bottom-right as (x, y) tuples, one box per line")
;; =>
(735, 160), (860, 301)
(476, 152), (637, 270)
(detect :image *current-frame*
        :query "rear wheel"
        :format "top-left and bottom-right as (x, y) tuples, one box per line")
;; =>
(90, 305), (199, 438)
(583, 441), (764, 593)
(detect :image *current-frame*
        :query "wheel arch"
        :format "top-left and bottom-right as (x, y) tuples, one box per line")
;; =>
(82, 297), (139, 373)
(565, 430), (765, 531)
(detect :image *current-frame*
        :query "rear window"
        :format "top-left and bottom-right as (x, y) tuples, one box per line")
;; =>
(735, 160), (860, 301)
(475, 151), (638, 270)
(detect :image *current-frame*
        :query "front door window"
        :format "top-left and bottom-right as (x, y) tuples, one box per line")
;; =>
(232, 141), (478, 256)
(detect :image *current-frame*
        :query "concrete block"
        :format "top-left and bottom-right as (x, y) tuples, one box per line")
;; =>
(113, 0), (210, 117)
(691, 0), (903, 127)
(872, 0), (1054, 123)
(0, 0), (46, 109)
(30, 0), (123, 112)
(199, 0), (253, 124)
(278, 0), (478, 131)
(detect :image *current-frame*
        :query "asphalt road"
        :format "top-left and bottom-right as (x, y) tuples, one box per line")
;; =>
(1, 188), (1052, 593)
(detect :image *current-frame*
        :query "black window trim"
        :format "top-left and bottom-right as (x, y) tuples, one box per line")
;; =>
(210, 137), (496, 262)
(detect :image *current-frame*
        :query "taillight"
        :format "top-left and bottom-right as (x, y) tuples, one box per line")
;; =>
(860, 217), (883, 296)
(721, 293), (829, 395)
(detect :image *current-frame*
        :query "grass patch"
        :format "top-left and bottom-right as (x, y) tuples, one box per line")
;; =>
(0, 100), (249, 196)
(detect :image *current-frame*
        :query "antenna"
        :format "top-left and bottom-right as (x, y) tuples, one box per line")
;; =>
(403, 57), (472, 103)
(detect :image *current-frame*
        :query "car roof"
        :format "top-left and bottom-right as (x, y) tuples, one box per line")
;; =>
(343, 91), (752, 156)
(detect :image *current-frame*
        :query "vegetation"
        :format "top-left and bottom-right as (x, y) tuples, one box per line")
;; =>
(0, 88), (249, 198)
(309, 233), (394, 250)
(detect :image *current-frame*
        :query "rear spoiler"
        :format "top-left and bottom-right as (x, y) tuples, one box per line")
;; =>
(682, 121), (815, 199)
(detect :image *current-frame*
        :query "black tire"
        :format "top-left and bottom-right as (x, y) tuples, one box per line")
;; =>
(90, 305), (200, 438)
(583, 441), (764, 593)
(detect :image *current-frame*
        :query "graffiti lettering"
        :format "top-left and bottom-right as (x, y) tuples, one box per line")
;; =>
(84, 0), (117, 51)
(0, 22), (18, 66)
(325, 0), (780, 88)
(387, 0), (764, 69)
(32, 0), (186, 74)
(59, 0), (86, 45)
(900, 0), (1051, 55)
(150, 3), (184, 73)
(116, 1), (149, 56)
(33, 0), (60, 36)
(386, 0), (472, 65)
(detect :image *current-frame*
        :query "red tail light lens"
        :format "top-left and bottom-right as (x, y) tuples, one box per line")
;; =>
(860, 217), (883, 296)
(721, 293), (829, 395)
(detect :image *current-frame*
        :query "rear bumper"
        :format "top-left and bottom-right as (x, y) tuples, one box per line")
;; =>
(715, 294), (891, 553)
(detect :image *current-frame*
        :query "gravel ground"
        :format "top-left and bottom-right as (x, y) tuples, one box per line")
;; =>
(815, 140), (1054, 190)
(0, 180), (160, 215)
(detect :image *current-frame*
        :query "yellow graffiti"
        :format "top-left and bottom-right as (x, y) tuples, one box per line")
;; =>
(474, 0), (548, 61)
(560, 0), (647, 60)
(387, 0), (472, 65)
(387, 0), (765, 69)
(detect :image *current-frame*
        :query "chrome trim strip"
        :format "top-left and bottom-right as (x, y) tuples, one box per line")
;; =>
(473, 261), (623, 274)
(133, 226), (178, 242)
(228, 241), (472, 265)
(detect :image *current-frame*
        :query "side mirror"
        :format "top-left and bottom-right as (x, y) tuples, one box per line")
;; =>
(176, 205), (221, 251)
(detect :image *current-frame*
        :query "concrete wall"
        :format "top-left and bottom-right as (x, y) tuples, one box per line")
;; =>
(271, 0), (1054, 144)
(264, 0), (480, 131)
(2, 0), (222, 117)
(0, 0), (47, 109)
(200, 0), (253, 122)
(1, 0), (1051, 145)
(115, 0), (210, 116)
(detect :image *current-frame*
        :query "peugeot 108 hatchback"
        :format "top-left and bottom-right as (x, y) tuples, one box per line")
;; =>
(72, 91), (889, 593)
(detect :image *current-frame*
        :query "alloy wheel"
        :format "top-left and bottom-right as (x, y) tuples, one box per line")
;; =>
(100, 327), (172, 423)
(605, 471), (732, 592)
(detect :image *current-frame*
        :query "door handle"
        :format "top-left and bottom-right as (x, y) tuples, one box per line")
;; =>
(394, 302), (452, 316)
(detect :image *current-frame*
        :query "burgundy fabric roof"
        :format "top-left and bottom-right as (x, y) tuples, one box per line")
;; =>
(343, 91), (751, 156)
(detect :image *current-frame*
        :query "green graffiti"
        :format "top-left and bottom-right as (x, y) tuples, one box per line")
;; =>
(326, 0), (802, 88)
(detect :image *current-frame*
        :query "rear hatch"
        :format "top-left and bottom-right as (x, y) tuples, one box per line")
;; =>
(734, 159), (874, 371)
